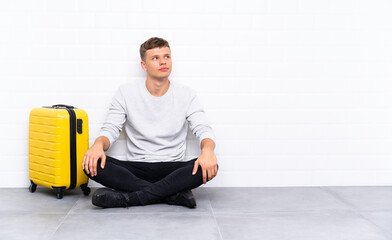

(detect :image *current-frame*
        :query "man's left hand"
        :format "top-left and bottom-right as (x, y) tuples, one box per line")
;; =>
(192, 149), (218, 184)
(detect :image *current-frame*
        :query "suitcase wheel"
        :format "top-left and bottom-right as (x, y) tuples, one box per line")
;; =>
(81, 184), (91, 196)
(54, 187), (65, 199)
(29, 181), (37, 193)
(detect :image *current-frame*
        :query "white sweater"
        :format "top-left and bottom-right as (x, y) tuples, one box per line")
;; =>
(99, 80), (216, 162)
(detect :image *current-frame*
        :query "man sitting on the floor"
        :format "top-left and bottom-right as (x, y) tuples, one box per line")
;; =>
(82, 37), (218, 208)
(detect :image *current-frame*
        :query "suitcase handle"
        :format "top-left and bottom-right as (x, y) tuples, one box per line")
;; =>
(52, 104), (75, 109)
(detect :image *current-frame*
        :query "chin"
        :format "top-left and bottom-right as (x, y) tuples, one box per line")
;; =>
(160, 73), (171, 78)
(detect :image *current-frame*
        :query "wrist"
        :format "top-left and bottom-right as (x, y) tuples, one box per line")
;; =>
(93, 141), (104, 150)
(200, 138), (215, 153)
(201, 148), (214, 154)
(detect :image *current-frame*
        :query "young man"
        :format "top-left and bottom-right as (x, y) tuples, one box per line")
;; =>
(82, 37), (217, 208)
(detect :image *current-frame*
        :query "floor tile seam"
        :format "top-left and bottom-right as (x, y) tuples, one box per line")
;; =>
(212, 209), (363, 216)
(354, 210), (392, 239)
(316, 188), (392, 240)
(0, 209), (81, 215)
(322, 185), (392, 237)
(321, 187), (361, 211)
(207, 193), (224, 240)
(321, 186), (392, 212)
(66, 211), (214, 216)
(47, 197), (81, 239)
(358, 209), (392, 213)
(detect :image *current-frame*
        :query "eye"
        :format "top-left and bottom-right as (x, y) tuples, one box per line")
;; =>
(165, 56), (170, 59)
(152, 57), (158, 60)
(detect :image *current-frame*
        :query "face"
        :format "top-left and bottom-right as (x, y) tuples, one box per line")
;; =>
(141, 47), (172, 81)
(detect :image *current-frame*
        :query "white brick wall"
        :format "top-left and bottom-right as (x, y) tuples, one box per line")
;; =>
(1, 0), (392, 187)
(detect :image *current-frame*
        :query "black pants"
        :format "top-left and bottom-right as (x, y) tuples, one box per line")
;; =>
(84, 156), (204, 206)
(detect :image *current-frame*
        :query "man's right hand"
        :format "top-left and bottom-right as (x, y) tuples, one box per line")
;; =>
(82, 137), (110, 177)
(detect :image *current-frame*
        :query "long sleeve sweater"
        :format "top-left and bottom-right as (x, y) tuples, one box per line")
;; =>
(98, 80), (216, 162)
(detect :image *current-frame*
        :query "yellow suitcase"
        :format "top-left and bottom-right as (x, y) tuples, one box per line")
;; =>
(29, 105), (90, 199)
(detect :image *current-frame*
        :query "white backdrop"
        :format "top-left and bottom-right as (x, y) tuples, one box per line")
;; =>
(1, 0), (392, 187)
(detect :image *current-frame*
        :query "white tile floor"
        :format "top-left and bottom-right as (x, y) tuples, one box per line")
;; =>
(0, 187), (392, 240)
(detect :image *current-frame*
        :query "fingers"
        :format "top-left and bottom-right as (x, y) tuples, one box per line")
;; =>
(92, 157), (98, 176)
(196, 161), (218, 184)
(206, 165), (218, 182)
(82, 145), (107, 177)
(208, 169), (213, 182)
(192, 160), (199, 175)
(206, 168), (214, 182)
(83, 155), (101, 177)
(101, 154), (106, 169)
(88, 156), (94, 176)
(212, 165), (218, 179)
(82, 155), (89, 174)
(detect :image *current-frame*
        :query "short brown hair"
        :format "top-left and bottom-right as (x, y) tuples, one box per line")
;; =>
(140, 37), (170, 61)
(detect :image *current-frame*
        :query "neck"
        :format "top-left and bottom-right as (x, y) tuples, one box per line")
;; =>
(145, 77), (170, 97)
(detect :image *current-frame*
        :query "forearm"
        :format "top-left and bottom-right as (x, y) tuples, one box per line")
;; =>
(200, 138), (215, 153)
(93, 136), (111, 151)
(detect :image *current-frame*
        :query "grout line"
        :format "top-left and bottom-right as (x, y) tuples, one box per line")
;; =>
(356, 211), (392, 240)
(322, 187), (392, 239)
(47, 195), (82, 239)
(321, 187), (359, 211)
(207, 189), (224, 240)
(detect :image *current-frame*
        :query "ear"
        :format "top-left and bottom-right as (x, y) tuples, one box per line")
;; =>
(141, 61), (147, 71)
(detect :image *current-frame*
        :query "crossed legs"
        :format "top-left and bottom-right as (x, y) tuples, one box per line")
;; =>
(84, 156), (204, 207)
